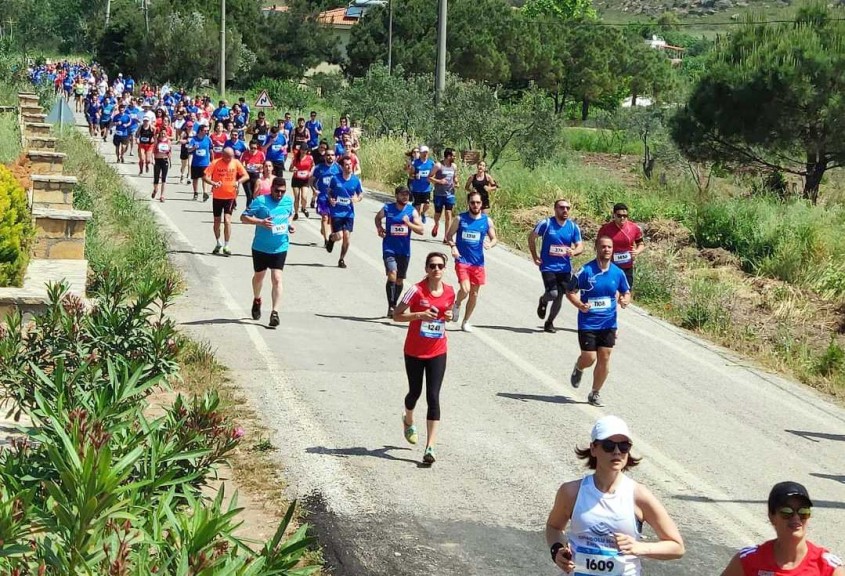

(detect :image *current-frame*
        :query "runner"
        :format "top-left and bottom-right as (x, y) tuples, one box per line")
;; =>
(263, 126), (288, 177)
(99, 92), (116, 142)
(310, 148), (341, 249)
(290, 143), (314, 220)
(177, 114), (195, 184)
(529, 199), (584, 333)
(430, 147), (459, 240)
(112, 104), (132, 163)
(247, 110), (270, 147)
(392, 251), (456, 465)
(240, 140), (266, 208)
(73, 78), (86, 112)
(240, 176), (296, 329)
(545, 415), (685, 574)
(255, 161), (275, 198)
(186, 124), (213, 201)
(719, 482), (844, 576)
(327, 155), (363, 268)
(85, 93), (101, 137)
(407, 145), (434, 224)
(210, 123), (228, 161)
(465, 161), (498, 214)
(567, 236), (631, 407)
(292, 117), (310, 152)
(306, 111), (323, 150)
(283, 112), (294, 146)
(375, 185), (424, 317)
(151, 129), (172, 203)
(203, 147), (249, 256)
(136, 117), (156, 175)
(597, 202), (645, 291)
(310, 141), (329, 209)
(445, 191), (498, 332)
(225, 130), (248, 161)
(334, 116), (351, 143)
(126, 98), (142, 157)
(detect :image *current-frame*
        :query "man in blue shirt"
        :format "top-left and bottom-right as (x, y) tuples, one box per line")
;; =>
(407, 145), (434, 224)
(225, 131), (248, 160)
(328, 155), (363, 268)
(566, 235), (631, 407)
(124, 75), (135, 94)
(212, 100), (230, 127)
(374, 185), (424, 317)
(112, 104), (132, 163)
(187, 124), (213, 201)
(263, 127), (288, 176)
(306, 111), (322, 150)
(446, 191), (498, 332)
(528, 199), (584, 333)
(310, 149), (341, 248)
(241, 176), (295, 329)
(238, 97), (250, 124)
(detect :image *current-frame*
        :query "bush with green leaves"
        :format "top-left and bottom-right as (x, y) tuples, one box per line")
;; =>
(0, 164), (34, 288)
(0, 277), (319, 575)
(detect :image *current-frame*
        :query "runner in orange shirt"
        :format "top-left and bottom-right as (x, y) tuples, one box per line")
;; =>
(596, 202), (645, 291)
(203, 147), (249, 256)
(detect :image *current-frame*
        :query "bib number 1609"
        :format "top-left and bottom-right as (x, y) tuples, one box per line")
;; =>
(585, 558), (615, 573)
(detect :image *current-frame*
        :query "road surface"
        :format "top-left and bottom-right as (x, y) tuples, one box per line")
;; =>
(80, 121), (845, 575)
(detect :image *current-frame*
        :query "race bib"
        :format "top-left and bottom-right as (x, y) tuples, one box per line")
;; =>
(247, 163), (261, 172)
(257, 134), (267, 143)
(549, 244), (570, 257)
(271, 144), (282, 152)
(213, 145), (223, 153)
(296, 170), (310, 179)
(194, 149), (206, 157)
(390, 224), (409, 236)
(588, 297), (612, 311)
(157, 143), (170, 153)
(271, 222), (288, 236)
(613, 251), (632, 264)
(140, 136), (151, 143)
(574, 550), (624, 576)
(417, 170), (430, 179)
(322, 176), (333, 186)
(461, 230), (482, 243)
(420, 320), (445, 339)
(336, 196), (351, 206)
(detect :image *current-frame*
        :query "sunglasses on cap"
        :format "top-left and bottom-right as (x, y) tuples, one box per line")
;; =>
(595, 439), (632, 454)
(427, 263), (446, 270)
(776, 506), (812, 520)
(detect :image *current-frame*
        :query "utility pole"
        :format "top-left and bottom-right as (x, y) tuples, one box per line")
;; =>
(220, 0), (226, 97)
(387, 0), (394, 74)
(105, 0), (111, 27)
(435, 0), (447, 106)
(142, 0), (149, 34)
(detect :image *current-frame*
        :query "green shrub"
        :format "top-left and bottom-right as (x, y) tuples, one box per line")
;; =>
(0, 164), (34, 287)
(677, 275), (734, 335)
(358, 135), (409, 188)
(563, 127), (644, 156)
(814, 338), (845, 377)
(633, 251), (676, 306)
(0, 112), (21, 164)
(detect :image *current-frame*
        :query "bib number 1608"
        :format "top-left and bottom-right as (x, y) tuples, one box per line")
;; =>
(585, 558), (615, 573)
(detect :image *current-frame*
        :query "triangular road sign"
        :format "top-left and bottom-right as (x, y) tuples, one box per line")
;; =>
(254, 90), (274, 108)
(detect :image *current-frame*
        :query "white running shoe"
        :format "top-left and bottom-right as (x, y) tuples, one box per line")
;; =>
(461, 322), (474, 333)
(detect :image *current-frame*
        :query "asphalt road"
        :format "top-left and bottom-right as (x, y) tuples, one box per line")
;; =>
(80, 121), (845, 576)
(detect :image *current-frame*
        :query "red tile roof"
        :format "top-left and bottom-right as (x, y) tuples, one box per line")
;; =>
(317, 7), (359, 27)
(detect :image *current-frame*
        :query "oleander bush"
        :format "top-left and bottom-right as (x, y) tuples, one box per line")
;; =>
(0, 164), (34, 287)
(0, 277), (319, 575)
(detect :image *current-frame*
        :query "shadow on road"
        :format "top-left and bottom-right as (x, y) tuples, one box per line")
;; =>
(306, 445), (427, 467)
(181, 318), (255, 327)
(785, 429), (845, 443)
(168, 249), (250, 258)
(313, 313), (404, 328)
(497, 392), (586, 405)
(672, 494), (845, 510)
(810, 472), (845, 485)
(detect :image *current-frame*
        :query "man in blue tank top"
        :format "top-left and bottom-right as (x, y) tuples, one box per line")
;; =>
(566, 236), (631, 407)
(407, 145), (435, 224)
(528, 199), (584, 333)
(374, 185), (425, 317)
(446, 191), (498, 332)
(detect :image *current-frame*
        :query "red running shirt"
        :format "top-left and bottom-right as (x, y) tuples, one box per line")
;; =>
(739, 540), (843, 576)
(597, 220), (643, 270)
(292, 155), (314, 180)
(401, 280), (456, 359)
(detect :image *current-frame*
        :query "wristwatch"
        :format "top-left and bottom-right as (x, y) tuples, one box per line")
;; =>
(550, 542), (563, 562)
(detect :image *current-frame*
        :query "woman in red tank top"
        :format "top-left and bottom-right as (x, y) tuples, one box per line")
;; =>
(393, 252), (456, 466)
(290, 143), (314, 220)
(720, 481), (843, 576)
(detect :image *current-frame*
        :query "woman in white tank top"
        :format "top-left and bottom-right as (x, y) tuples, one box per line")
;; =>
(545, 416), (685, 575)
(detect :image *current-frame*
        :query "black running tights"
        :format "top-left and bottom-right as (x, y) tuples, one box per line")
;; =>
(404, 353), (447, 421)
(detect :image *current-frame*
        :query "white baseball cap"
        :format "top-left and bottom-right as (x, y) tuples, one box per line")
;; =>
(419, 145), (429, 153)
(591, 415), (632, 442)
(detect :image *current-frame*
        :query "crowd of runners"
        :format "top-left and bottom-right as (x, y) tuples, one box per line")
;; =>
(28, 61), (845, 576)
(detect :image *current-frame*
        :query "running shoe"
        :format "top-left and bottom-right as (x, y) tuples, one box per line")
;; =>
(159, 196), (165, 203)
(423, 446), (436, 464)
(222, 246), (231, 257)
(451, 302), (460, 323)
(150, 190), (156, 198)
(303, 208), (309, 218)
(202, 192), (209, 202)
(587, 391), (603, 407)
(387, 306), (395, 318)
(326, 239), (335, 253)
(293, 213), (299, 221)
(431, 223), (439, 238)
(251, 297), (262, 320)
(193, 193), (198, 201)
(310, 199), (316, 209)
(537, 296), (547, 320)
(570, 365), (582, 388)
(338, 259), (347, 269)
(461, 322), (474, 333)
(269, 310), (280, 328)
(544, 321), (556, 333)
(403, 417), (418, 445)
(421, 214), (427, 224)
(212, 245), (221, 255)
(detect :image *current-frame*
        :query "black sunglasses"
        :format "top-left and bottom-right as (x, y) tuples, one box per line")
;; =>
(596, 439), (632, 454)
(615, 213), (629, 218)
(427, 263), (446, 270)
(776, 506), (812, 520)
(556, 205), (571, 210)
